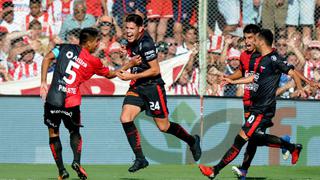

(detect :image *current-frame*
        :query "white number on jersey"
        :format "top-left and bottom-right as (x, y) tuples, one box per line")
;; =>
(63, 61), (80, 84)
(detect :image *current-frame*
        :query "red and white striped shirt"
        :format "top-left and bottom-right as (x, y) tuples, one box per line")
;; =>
(167, 68), (199, 95)
(47, 0), (74, 34)
(9, 53), (43, 80)
(304, 61), (315, 81)
(24, 12), (55, 37)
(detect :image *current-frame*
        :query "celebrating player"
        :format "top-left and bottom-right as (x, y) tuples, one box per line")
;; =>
(199, 29), (304, 179)
(116, 14), (201, 173)
(223, 24), (292, 179)
(40, 27), (141, 180)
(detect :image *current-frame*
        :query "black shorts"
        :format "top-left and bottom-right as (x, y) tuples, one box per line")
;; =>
(123, 83), (169, 118)
(242, 107), (275, 138)
(44, 102), (82, 131)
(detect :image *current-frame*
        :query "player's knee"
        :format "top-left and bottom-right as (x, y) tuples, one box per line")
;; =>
(158, 125), (169, 132)
(48, 128), (59, 137)
(69, 127), (80, 135)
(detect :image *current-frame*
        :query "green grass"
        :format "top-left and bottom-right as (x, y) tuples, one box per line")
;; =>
(0, 164), (319, 180)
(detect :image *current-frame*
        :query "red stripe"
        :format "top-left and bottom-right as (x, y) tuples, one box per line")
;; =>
(33, 63), (38, 76)
(177, 0), (182, 22)
(156, 85), (168, 117)
(77, 137), (82, 153)
(247, 114), (263, 137)
(222, 145), (240, 164)
(50, 143), (58, 160)
(135, 130), (141, 150)
(25, 63), (30, 77)
(268, 144), (281, 148)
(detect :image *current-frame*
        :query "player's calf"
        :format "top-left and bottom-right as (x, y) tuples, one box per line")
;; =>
(190, 135), (202, 161)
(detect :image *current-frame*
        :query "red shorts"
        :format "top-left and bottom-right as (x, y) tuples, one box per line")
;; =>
(146, 0), (173, 19)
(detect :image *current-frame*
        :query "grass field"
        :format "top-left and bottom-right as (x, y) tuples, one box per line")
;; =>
(0, 164), (319, 180)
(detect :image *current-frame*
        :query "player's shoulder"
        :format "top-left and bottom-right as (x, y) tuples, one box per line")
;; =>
(268, 51), (282, 62)
(139, 32), (156, 48)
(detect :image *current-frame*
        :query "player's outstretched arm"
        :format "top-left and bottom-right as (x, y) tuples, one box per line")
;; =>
(117, 59), (160, 81)
(40, 52), (55, 101)
(222, 75), (254, 85)
(106, 55), (142, 78)
(225, 69), (243, 80)
(287, 69), (306, 98)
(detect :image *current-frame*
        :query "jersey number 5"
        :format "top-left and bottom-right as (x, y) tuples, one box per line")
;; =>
(63, 61), (80, 84)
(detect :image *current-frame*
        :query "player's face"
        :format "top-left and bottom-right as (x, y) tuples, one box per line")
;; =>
(244, 33), (256, 52)
(88, 37), (100, 53)
(255, 36), (263, 52)
(126, 22), (143, 43)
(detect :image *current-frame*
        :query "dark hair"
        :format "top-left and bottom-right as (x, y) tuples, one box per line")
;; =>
(243, 24), (261, 34)
(257, 29), (274, 46)
(29, 0), (41, 5)
(66, 28), (81, 40)
(183, 24), (197, 35)
(29, 19), (42, 30)
(2, 1), (14, 9)
(79, 27), (100, 45)
(125, 14), (143, 27)
(11, 37), (24, 47)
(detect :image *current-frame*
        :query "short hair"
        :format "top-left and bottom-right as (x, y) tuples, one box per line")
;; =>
(183, 24), (197, 35)
(73, 0), (86, 9)
(243, 24), (261, 34)
(79, 27), (100, 45)
(257, 29), (274, 47)
(29, 19), (42, 30)
(29, 0), (41, 5)
(125, 14), (143, 27)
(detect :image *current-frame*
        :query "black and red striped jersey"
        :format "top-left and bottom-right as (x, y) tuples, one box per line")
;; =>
(239, 50), (261, 106)
(46, 44), (110, 108)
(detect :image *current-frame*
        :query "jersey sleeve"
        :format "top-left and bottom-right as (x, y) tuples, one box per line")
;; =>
(141, 39), (157, 62)
(271, 55), (294, 74)
(51, 44), (61, 59)
(93, 57), (110, 76)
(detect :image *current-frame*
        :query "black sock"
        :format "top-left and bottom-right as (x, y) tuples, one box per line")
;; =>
(49, 137), (65, 172)
(215, 135), (247, 173)
(254, 134), (295, 153)
(70, 132), (82, 164)
(166, 122), (195, 147)
(122, 122), (144, 159)
(241, 140), (257, 171)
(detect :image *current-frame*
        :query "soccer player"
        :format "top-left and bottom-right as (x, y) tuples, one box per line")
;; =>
(224, 24), (291, 179)
(116, 14), (201, 173)
(199, 29), (304, 179)
(40, 27), (141, 180)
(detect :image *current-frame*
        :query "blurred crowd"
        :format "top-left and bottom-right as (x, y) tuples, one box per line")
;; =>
(1, 0), (320, 99)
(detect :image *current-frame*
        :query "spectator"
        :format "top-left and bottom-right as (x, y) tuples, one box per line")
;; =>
(176, 25), (197, 55)
(102, 41), (127, 70)
(261, 0), (288, 37)
(27, 19), (51, 56)
(59, 0), (95, 40)
(223, 48), (241, 96)
(0, 25), (11, 82)
(167, 69), (199, 95)
(164, 37), (178, 59)
(8, 46), (43, 80)
(206, 66), (224, 96)
(156, 41), (168, 62)
(95, 15), (122, 60)
(47, 0), (75, 35)
(275, 36), (288, 59)
(23, 0), (55, 37)
(172, 0), (198, 45)
(146, 0), (173, 42)
(0, 1), (22, 32)
(112, 0), (146, 27)
(286, 0), (316, 45)
(242, 0), (262, 25)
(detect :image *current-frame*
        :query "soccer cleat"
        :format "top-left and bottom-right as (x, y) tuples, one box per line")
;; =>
(281, 135), (291, 160)
(71, 162), (88, 180)
(190, 135), (202, 161)
(231, 166), (247, 180)
(198, 164), (216, 179)
(58, 169), (69, 180)
(291, 144), (303, 165)
(128, 158), (149, 173)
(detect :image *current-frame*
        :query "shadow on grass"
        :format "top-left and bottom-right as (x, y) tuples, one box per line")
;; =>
(119, 178), (146, 180)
